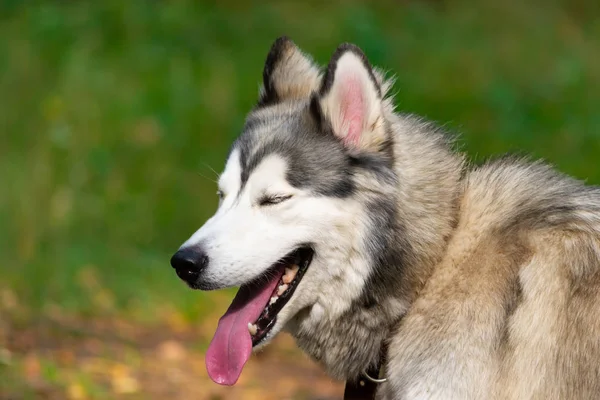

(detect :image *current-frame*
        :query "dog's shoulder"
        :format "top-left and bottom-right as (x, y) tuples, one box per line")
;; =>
(462, 156), (600, 398)
(458, 155), (600, 319)
(384, 156), (600, 399)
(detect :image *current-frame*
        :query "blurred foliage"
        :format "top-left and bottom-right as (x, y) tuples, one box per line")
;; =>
(1, 1), (599, 398)
(1, 0), (600, 324)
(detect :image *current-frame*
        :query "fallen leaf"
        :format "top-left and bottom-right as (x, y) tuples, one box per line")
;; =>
(112, 375), (140, 394)
(166, 311), (189, 333)
(157, 340), (186, 362)
(67, 382), (86, 400)
(56, 349), (76, 367)
(23, 353), (41, 381)
(110, 364), (140, 394)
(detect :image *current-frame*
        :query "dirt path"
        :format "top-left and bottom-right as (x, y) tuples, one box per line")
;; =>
(2, 316), (344, 400)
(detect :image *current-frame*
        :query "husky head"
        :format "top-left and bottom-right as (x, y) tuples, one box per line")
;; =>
(171, 37), (406, 384)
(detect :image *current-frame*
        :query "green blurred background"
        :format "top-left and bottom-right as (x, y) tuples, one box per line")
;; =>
(1, 1), (599, 399)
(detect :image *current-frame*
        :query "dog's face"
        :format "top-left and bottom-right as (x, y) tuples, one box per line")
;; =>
(180, 132), (355, 292)
(171, 37), (394, 385)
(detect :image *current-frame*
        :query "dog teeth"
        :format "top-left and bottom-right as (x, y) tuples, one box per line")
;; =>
(282, 265), (299, 284)
(248, 323), (258, 336)
(269, 296), (278, 305)
(277, 284), (289, 296)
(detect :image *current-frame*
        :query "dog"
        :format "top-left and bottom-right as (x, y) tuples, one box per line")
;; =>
(170, 37), (600, 399)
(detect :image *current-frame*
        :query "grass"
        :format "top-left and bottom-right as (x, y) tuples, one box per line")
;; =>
(2, 0), (600, 321)
(0, 1), (599, 397)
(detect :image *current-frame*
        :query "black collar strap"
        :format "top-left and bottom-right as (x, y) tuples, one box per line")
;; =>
(343, 343), (388, 400)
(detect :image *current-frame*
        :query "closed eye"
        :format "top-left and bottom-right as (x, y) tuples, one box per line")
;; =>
(259, 194), (293, 206)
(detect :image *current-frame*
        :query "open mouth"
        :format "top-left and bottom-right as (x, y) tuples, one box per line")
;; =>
(205, 246), (314, 386)
(248, 247), (313, 346)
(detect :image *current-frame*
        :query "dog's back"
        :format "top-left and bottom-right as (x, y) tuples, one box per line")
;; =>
(383, 154), (600, 399)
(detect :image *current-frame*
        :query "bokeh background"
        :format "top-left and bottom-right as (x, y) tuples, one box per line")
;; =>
(1, 1), (599, 399)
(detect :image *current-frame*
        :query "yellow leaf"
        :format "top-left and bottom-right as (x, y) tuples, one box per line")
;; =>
(67, 382), (86, 400)
(111, 375), (140, 394)
(166, 311), (189, 333)
(110, 364), (140, 394)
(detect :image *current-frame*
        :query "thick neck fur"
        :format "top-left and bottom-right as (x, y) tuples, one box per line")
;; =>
(289, 89), (465, 380)
(391, 113), (466, 276)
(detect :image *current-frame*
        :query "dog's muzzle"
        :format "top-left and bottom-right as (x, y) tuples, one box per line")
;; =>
(170, 247), (209, 285)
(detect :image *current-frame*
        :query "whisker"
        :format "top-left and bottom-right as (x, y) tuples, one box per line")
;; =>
(196, 171), (218, 184)
(203, 162), (221, 180)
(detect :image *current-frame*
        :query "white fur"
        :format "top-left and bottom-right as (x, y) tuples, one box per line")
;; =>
(178, 151), (376, 346)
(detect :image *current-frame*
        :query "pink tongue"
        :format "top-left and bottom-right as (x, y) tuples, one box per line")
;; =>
(205, 272), (283, 385)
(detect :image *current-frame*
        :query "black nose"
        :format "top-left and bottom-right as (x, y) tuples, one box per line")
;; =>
(170, 247), (209, 285)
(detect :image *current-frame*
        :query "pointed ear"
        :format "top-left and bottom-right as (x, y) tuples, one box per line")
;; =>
(259, 36), (321, 106)
(315, 44), (386, 151)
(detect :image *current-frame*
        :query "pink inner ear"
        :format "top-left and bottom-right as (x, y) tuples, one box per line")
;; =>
(339, 73), (365, 147)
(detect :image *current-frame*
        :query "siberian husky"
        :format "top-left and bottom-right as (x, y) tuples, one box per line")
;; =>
(171, 37), (600, 399)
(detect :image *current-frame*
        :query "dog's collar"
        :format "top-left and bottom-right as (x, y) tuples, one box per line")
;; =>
(343, 342), (388, 400)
